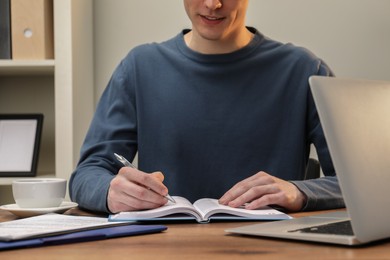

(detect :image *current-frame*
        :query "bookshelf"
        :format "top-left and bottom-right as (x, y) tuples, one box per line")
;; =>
(0, 0), (94, 202)
(0, 60), (54, 75)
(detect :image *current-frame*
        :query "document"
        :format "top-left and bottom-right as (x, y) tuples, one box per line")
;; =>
(109, 196), (292, 223)
(0, 214), (167, 250)
(0, 213), (130, 241)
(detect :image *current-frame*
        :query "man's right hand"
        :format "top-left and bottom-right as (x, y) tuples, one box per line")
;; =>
(107, 167), (169, 213)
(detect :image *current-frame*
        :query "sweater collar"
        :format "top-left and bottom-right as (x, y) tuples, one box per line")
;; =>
(175, 27), (265, 63)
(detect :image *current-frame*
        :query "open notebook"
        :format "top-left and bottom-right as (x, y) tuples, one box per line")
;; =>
(226, 76), (390, 245)
(109, 197), (291, 223)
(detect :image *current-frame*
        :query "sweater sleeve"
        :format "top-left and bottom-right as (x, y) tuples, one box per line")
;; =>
(69, 57), (138, 213)
(291, 61), (345, 211)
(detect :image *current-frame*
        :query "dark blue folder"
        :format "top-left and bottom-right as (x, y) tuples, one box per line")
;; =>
(0, 224), (167, 250)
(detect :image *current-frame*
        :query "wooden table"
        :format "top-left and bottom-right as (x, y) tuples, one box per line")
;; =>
(1, 208), (389, 259)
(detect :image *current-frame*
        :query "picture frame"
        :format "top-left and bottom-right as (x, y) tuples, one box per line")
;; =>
(0, 114), (44, 177)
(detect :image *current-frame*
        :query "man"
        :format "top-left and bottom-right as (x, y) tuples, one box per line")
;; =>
(70, 0), (345, 214)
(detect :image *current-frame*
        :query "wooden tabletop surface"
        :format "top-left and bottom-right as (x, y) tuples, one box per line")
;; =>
(1, 208), (389, 259)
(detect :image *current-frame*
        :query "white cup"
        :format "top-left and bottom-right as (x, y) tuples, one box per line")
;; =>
(12, 178), (67, 208)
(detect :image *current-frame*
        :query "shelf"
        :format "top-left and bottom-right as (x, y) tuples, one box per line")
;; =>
(0, 60), (55, 75)
(0, 0), (94, 204)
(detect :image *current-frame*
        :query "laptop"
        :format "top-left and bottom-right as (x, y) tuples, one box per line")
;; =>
(226, 76), (390, 246)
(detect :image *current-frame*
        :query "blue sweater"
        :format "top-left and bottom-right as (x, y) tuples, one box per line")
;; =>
(70, 28), (345, 213)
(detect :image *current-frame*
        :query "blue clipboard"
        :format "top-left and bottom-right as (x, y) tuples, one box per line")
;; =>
(0, 224), (167, 250)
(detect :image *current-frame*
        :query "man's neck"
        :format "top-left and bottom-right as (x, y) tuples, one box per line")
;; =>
(184, 28), (254, 54)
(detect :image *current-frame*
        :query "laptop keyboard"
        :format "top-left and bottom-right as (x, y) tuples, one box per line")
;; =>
(288, 220), (354, 236)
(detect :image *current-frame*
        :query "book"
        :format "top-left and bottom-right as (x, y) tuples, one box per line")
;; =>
(10, 0), (54, 59)
(0, 0), (12, 59)
(109, 196), (292, 223)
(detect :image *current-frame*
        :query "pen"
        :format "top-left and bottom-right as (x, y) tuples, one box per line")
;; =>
(114, 153), (176, 203)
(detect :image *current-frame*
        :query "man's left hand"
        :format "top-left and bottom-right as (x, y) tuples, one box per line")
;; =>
(219, 171), (307, 212)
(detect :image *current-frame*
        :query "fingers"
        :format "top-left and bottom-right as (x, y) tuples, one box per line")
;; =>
(243, 181), (306, 212)
(151, 171), (165, 182)
(219, 171), (306, 212)
(131, 170), (168, 196)
(107, 168), (169, 213)
(219, 171), (273, 205)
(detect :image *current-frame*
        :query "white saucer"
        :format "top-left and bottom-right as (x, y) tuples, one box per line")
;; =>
(0, 201), (78, 218)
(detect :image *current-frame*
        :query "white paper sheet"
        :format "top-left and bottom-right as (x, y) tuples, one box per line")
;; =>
(0, 213), (127, 241)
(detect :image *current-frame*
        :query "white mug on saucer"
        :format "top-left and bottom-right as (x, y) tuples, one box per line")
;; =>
(12, 178), (67, 208)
